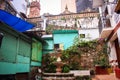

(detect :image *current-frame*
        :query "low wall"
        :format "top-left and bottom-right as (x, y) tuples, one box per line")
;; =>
(69, 70), (90, 76)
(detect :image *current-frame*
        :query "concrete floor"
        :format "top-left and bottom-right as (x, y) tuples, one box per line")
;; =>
(92, 73), (120, 80)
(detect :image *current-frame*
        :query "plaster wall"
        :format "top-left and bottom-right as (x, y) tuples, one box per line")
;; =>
(79, 29), (99, 41)
(53, 32), (78, 50)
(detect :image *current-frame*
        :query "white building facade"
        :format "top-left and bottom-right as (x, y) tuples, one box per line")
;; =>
(98, 0), (120, 69)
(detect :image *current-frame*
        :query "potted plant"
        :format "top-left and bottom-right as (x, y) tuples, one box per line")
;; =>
(94, 40), (110, 74)
(94, 57), (109, 74)
(113, 60), (120, 79)
(115, 66), (120, 79)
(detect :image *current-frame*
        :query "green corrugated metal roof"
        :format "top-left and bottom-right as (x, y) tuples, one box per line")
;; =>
(53, 30), (78, 34)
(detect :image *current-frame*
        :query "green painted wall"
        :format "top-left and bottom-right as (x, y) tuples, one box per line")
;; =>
(42, 30), (78, 54)
(0, 34), (17, 63)
(31, 61), (41, 66)
(31, 38), (42, 66)
(42, 37), (54, 54)
(0, 23), (31, 74)
(0, 62), (16, 74)
(53, 30), (78, 50)
(16, 55), (30, 73)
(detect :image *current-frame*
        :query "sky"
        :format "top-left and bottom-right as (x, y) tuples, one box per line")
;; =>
(40, 0), (61, 15)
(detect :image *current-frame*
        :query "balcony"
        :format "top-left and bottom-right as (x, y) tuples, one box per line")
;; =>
(0, 1), (17, 16)
(0, 1), (27, 20)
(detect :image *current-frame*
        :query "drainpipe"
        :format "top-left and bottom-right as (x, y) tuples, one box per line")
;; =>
(41, 15), (47, 31)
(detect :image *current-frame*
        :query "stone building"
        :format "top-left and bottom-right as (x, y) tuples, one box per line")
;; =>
(28, 6), (100, 40)
(98, 0), (120, 76)
(28, 0), (40, 18)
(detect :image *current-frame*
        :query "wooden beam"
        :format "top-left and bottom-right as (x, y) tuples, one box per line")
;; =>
(115, 0), (120, 14)
(107, 21), (120, 41)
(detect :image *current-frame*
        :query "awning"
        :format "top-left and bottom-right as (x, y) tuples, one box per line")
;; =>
(0, 9), (34, 32)
(100, 28), (114, 39)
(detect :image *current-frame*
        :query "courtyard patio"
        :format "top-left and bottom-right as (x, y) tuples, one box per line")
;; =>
(92, 73), (120, 80)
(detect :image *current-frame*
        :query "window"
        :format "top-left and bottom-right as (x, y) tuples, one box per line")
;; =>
(54, 44), (59, 50)
(80, 34), (85, 38)
(54, 43), (64, 50)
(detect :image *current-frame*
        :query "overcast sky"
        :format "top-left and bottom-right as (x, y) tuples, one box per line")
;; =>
(40, 0), (61, 15)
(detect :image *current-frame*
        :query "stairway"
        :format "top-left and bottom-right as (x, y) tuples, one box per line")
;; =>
(42, 73), (75, 80)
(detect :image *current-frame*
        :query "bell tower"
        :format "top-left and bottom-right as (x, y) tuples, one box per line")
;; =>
(28, 0), (40, 18)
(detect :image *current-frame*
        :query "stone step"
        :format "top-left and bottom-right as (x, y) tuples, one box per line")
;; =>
(42, 73), (75, 80)
(43, 73), (74, 76)
(42, 76), (75, 80)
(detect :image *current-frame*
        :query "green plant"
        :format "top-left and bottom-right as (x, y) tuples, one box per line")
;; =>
(46, 24), (54, 34)
(61, 17), (66, 21)
(62, 65), (70, 73)
(76, 76), (91, 80)
(45, 63), (56, 73)
(42, 54), (57, 73)
(93, 42), (109, 68)
(61, 38), (100, 70)
(94, 57), (109, 67)
(69, 62), (80, 70)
